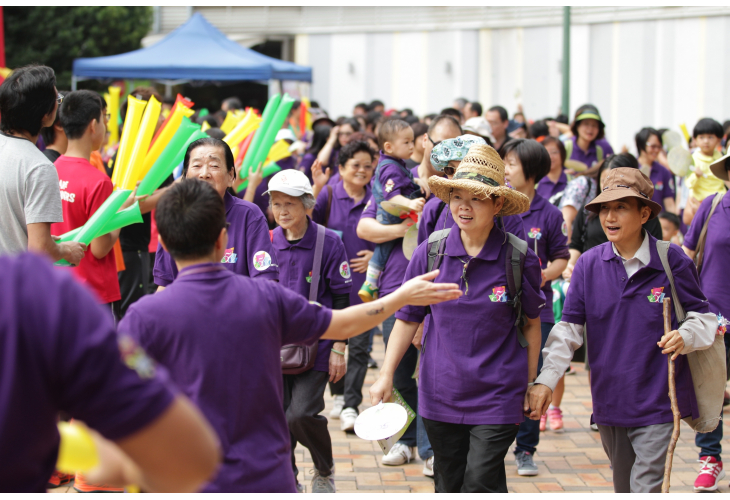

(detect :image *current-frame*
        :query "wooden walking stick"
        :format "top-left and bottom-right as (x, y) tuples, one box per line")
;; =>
(661, 297), (680, 493)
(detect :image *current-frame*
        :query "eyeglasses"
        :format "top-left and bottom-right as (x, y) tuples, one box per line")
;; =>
(56, 93), (64, 104)
(428, 134), (442, 147)
(105, 113), (112, 122)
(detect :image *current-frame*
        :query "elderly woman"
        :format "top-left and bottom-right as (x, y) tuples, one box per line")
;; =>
(371, 144), (545, 493)
(311, 141), (377, 431)
(153, 137), (278, 287)
(635, 127), (676, 213)
(529, 168), (717, 493)
(265, 169), (352, 493)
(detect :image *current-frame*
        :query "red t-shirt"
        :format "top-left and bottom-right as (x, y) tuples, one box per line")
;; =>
(51, 155), (121, 304)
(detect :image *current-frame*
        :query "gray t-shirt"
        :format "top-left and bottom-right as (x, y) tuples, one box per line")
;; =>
(0, 132), (63, 255)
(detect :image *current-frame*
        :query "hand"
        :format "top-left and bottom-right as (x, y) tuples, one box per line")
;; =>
(562, 262), (574, 282)
(82, 423), (143, 488)
(369, 375), (393, 406)
(396, 218), (415, 238)
(409, 197), (426, 213)
(60, 241), (87, 266)
(328, 126), (340, 143)
(620, 144), (629, 154)
(247, 162), (265, 191)
(311, 159), (330, 190)
(526, 384), (552, 420)
(328, 342), (347, 383)
(658, 329), (685, 361)
(414, 178), (431, 198)
(412, 322), (425, 349)
(350, 249), (373, 273)
(395, 269), (462, 307)
(122, 184), (140, 210)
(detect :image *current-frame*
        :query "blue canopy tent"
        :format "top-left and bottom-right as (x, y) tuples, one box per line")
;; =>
(72, 13), (311, 91)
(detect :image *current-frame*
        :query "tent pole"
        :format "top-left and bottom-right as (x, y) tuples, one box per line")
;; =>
(165, 83), (172, 98)
(72, 76), (77, 91)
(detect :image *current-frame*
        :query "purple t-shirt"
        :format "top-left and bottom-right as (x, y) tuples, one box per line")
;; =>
(648, 162), (676, 210)
(536, 171), (568, 202)
(154, 191), (279, 286)
(272, 219), (352, 372)
(566, 139), (606, 168)
(1, 253), (175, 493)
(377, 151), (420, 201)
(417, 195), (528, 245)
(562, 235), (709, 427)
(396, 225), (545, 425)
(683, 190), (730, 321)
(521, 193), (570, 323)
(119, 264), (332, 492)
(312, 181), (375, 307)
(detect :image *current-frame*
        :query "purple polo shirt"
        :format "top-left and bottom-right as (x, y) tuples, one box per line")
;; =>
(298, 152), (316, 183)
(521, 193), (570, 323)
(410, 165), (420, 179)
(312, 181), (375, 307)
(272, 218), (352, 372)
(536, 171), (568, 202)
(648, 162), (676, 210)
(684, 189), (730, 320)
(154, 191), (279, 286)
(396, 225), (545, 425)
(417, 195), (528, 245)
(119, 264), (332, 492)
(595, 137), (615, 156)
(360, 195), (410, 297)
(1, 253), (175, 493)
(567, 140), (602, 168)
(378, 151), (420, 201)
(562, 235), (708, 427)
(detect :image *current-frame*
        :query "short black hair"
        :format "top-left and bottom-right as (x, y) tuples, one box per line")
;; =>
(427, 114), (462, 135)
(156, 179), (227, 260)
(195, 114), (220, 128)
(403, 115), (419, 125)
(693, 118), (723, 139)
(222, 96), (242, 110)
(501, 139), (551, 183)
(368, 100), (384, 110)
(469, 101), (483, 116)
(488, 105), (508, 122)
(658, 211), (680, 230)
(182, 137), (235, 178)
(555, 113), (569, 124)
(365, 111), (382, 127)
(338, 140), (375, 167)
(59, 90), (104, 140)
(204, 127), (226, 140)
(0, 64), (57, 136)
(541, 136), (566, 166)
(40, 89), (69, 146)
(529, 120), (550, 139)
(378, 118), (411, 149)
(440, 107), (462, 121)
(354, 102), (368, 113)
(400, 108), (414, 116)
(410, 121), (428, 139)
(635, 127), (661, 154)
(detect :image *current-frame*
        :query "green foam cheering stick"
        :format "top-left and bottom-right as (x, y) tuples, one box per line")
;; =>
(236, 163), (282, 192)
(240, 94), (281, 179)
(248, 94), (295, 177)
(55, 203), (143, 245)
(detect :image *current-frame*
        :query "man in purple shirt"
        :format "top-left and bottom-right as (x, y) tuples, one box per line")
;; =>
(121, 179), (462, 492)
(0, 252), (220, 493)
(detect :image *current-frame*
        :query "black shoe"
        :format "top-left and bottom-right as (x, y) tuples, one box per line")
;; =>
(367, 357), (378, 369)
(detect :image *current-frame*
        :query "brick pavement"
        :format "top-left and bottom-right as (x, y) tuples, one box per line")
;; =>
(50, 329), (730, 494)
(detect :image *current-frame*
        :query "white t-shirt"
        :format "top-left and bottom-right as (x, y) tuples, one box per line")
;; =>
(0, 132), (63, 255)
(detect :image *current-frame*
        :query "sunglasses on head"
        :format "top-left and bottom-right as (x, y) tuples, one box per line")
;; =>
(444, 165), (456, 176)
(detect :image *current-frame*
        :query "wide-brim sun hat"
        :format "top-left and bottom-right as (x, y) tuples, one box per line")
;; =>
(428, 144), (530, 217)
(710, 152), (730, 181)
(574, 111), (605, 128)
(584, 167), (662, 219)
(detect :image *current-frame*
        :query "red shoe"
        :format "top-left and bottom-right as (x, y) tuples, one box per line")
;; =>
(693, 456), (725, 492)
(73, 472), (124, 493)
(548, 407), (564, 432)
(47, 470), (74, 489)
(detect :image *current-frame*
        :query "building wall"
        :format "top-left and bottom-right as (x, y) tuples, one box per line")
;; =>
(156, 7), (730, 152)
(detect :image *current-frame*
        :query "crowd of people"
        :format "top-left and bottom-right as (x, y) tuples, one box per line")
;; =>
(1, 63), (729, 494)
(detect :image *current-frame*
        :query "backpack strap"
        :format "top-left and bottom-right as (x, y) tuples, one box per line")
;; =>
(425, 228), (451, 315)
(309, 223), (327, 302)
(694, 192), (723, 273)
(324, 185), (333, 227)
(505, 232), (529, 348)
(564, 138), (573, 161)
(596, 144), (604, 164)
(434, 201), (447, 227)
(656, 240), (686, 324)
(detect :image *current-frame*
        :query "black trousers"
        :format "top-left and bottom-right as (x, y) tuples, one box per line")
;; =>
(423, 418), (519, 493)
(328, 328), (373, 411)
(118, 250), (149, 318)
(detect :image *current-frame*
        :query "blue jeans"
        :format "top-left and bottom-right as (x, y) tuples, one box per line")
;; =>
(382, 314), (433, 459)
(514, 322), (553, 455)
(695, 333), (730, 460)
(370, 239), (396, 273)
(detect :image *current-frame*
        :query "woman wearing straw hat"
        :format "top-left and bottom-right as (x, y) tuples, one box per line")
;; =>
(370, 144), (546, 493)
(529, 167), (717, 493)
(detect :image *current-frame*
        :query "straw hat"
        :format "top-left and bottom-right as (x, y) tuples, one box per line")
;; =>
(428, 144), (530, 216)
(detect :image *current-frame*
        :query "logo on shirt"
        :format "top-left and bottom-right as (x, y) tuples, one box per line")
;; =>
(489, 286), (509, 302)
(561, 221), (568, 237)
(58, 179), (76, 203)
(340, 261), (351, 279)
(385, 178), (395, 193)
(253, 251), (272, 271)
(306, 271), (313, 283)
(647, 287), (666, 303)
(654, 181), (664, 192)
(117, 335), (156, 379)
(365, 199), (372, 209)
(718, 314), (728, 336)
(221, 247), (238, 264)
(528, 227), (542, 239)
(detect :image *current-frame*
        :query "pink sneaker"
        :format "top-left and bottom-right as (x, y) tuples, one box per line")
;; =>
(547, 407), (564, 432)
(694, 456), (725, 492)
(539, 413), (547, 432)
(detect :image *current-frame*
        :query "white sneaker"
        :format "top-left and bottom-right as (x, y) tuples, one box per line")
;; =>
(382, 442), (414, 466)
(422, 456), (434, 477)
(329, 395), (345, 419)
(340, 407), (358, 432)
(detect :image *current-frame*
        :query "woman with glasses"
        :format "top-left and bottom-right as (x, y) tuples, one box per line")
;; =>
(635, 127), (677, 213)
(317, 118), (361, 185)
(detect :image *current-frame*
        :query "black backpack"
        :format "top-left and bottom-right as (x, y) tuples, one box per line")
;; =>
(425, 226), (529, 348)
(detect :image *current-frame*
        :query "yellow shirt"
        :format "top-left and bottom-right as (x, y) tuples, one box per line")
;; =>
(686, 149), (726, 201)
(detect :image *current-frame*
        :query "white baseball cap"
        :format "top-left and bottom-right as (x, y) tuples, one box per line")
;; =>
(264, 169), (313, 197)
(463, 117), (495, 142)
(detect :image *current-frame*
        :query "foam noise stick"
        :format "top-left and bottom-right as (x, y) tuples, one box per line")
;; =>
(121, 96), (162, 190)
(249, 94), (295, 175)
(112, 95), (146, 188)
(223, 109), (262, 149)
(151, 94), (193, 147)
(56, 422), (99, 474)
(240, 94), (281, 178)
(57, 203), (143, 244)
(164, 129), (209, 180)
(106, 86), (121, 147)
(235, 132), (256, 167)
(220, 110), (244, 134)
(142, 102), (195, 176)
(266, 139), (292, 164)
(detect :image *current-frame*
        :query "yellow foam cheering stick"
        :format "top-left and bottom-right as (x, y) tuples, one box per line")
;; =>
(121, 96), (162, 191)
(106, 86), (121, 147)
(57, 422), (99, 474)
(266, 140), (292, 164)
(141, 102), (194, 176)
(219, 110), (244, 134)
(223, 109), (262, 147)
(112, 95), (146, 189)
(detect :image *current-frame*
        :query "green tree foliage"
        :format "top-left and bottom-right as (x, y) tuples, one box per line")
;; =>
(4, 7), (152, 89)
